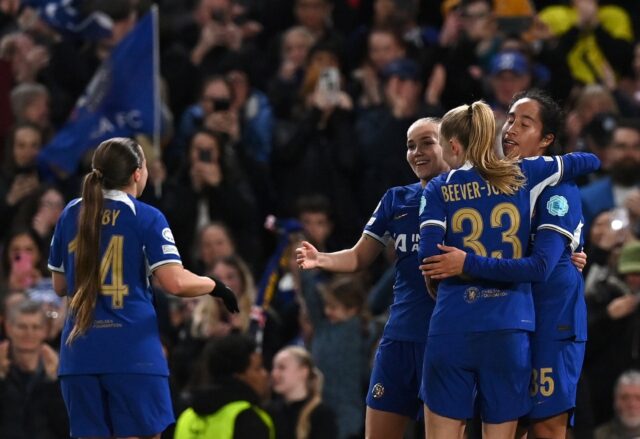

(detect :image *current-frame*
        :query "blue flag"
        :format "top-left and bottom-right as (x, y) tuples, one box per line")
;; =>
(39, 7), (159, 176)
(23, 0), (113, 41)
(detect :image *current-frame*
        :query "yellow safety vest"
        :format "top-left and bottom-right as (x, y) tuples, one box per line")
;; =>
(174, 401), (275, 439)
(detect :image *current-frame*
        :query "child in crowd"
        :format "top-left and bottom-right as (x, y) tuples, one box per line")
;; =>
(299, 273), (370, 439)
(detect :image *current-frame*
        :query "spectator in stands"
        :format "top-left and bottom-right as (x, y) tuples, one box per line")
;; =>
(269, 345), (338, 439)
(174, 334), (273, 439)
(272, 41), (360, 248)
(0, 228), (45, 295)
(580, 118), (640, 230)
(0, 123), (43, 239)
(0, 300), (69, 439)
(268, 26), (316, 119)
(146, 128), (261, 270)
(169, 75), (235, 171)
(537, 0), (634, 87)
(586, 240), (640, 425)
(351, 26), (407, 109)
(565, 84), (619, 153)
(356, 57), (440, 217)
(196, 222), (237, 275)
(298, 274), (370, 439)
(295, 194), (335, 252)
(487, 51), (532, 127)
(594, 369), (640, 439)
(9, 84), (50, 139)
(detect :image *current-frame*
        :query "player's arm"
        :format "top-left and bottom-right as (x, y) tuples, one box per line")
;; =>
(422, 229), (567, 283)
(418, 181), (447, 298)
(153, 263), (216, 297)
(295, 235), (384, 272)
(558, 152), (600, 182)
(51, 271), (67, 297)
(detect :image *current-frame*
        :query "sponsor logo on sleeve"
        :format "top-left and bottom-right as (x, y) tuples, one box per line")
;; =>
(547, 195), (569, 217)
(162, 245), (180, 256)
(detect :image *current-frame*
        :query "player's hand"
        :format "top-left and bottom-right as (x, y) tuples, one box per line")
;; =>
(571, 251), (587, 272)
(420, 244), (466, 279)
(295, 240), (319, 270)
(209, 276), (240, 313)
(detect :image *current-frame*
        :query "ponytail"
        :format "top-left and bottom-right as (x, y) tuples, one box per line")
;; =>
(67, 170), (104, 344)
(440, 101), (525, 195)
(66, 137), (144, 345)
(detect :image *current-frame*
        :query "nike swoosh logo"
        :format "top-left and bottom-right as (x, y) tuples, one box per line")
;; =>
(394, 213), (409, 220)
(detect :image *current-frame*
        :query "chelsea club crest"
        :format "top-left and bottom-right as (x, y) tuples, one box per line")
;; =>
(371, 383), (385, 399)
(464, 287), (479, 303)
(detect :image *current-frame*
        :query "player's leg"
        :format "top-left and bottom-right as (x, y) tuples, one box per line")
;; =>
(475, 331), (532, 438)
(365, 408), (409, 439)
(424, 405), (466, 439)
(365, 338), (426, 439)
(529, 338), (585, 439)
(421, 333), (475, 439)
(482, 420), (519, 438)
(530, 412), (568, 439)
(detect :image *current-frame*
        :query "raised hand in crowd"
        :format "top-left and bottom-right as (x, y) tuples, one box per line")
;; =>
(40, 343), (59, 381)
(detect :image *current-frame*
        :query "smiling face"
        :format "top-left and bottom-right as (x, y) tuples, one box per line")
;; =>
(502, 98), (551, 159)
(406, 120), (448, 184)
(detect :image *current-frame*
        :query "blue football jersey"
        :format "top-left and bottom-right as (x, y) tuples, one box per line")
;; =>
(364, 183), (434, 342)
(418, 153), (599, 335)
(532, 183), (587, 341)
(48, 190), (181, 375)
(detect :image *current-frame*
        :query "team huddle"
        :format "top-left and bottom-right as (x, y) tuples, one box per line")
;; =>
(48, 89), (599, 439)
(297, 90), (598, 439)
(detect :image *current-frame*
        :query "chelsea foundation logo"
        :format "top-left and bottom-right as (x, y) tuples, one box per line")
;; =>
(372, 383), (385, 399)
(546, 195), (569, 217)
(464, 287), (479, 303)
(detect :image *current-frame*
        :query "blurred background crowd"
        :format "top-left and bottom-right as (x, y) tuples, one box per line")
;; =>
(0, 0), (640, 438)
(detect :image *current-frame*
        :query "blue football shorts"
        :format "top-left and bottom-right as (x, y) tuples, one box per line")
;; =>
(421, 330), (532, 423)
(366, 337), (427, 420)
(60, 373), (174, 438)
(528, 336), (585, 421)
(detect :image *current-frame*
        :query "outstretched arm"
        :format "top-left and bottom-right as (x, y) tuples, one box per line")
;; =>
(295, 235), (384, 272)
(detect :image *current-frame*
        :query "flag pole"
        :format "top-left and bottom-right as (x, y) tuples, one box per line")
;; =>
(151, 5), (161, 160)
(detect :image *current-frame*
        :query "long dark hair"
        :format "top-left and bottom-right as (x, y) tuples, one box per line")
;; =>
(68, 137), (143, 344)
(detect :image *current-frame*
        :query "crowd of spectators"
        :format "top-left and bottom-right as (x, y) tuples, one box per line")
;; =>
(0, 0), (640, 438)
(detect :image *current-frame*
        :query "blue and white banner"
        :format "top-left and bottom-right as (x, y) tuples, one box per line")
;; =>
(39, 6), (160, 176)
(24, 0), (113, 40)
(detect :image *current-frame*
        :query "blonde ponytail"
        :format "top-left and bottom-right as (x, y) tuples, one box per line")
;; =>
(440, 101), (525, 195)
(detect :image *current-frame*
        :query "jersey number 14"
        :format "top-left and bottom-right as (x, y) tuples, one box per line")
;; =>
(69, 235), (129, 309)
